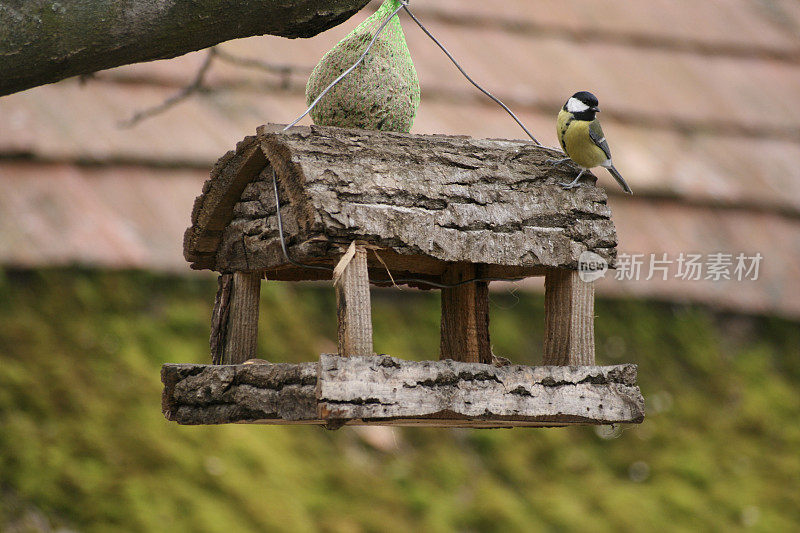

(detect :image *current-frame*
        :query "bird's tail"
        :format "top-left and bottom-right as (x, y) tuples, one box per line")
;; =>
(608, 165), (633, 194)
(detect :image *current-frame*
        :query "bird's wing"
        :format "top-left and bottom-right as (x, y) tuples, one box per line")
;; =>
(589, 119), (612, 160)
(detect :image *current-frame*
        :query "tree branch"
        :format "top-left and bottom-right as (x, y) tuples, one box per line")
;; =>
(0, 0), (371, 97)
(120, 48), (218, 128)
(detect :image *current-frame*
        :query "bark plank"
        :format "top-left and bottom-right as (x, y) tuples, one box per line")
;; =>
(162, 356), (644, 427)
(161, 362), (319, 424)
(185, 125), (618, 283)
(318, 355), (640, 423)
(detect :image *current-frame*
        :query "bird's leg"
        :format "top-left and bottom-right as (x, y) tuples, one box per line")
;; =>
(560, 168), (586, 190)
(545, 157), (571, 166)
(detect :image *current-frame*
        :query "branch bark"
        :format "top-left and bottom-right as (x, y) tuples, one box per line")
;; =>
(0, 0), (370, 96)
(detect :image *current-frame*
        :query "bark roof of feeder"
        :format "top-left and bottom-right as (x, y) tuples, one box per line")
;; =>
(184, 124), (617, 284)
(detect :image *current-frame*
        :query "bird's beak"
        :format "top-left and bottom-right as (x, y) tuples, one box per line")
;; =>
(591, 106), (601, 112)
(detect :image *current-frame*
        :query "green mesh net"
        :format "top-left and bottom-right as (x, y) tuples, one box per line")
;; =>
(305, 0), (420, 133)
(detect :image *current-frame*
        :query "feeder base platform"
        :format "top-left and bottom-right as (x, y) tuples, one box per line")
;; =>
(162, 354), (644, 428)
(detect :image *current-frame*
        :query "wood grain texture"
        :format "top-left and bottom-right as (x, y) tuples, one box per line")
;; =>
(210, 273), (233, 365)
(221, 272), (261, 364)
(543, 269), (596, 365)
(162, 356), (644, 427)
(185, 125), (617, 284)
(336, 246), (373, 356)
(440, 263), (491, 363)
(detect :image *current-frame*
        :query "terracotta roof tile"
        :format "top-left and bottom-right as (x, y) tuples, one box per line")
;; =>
(0, 82), (253, 164)
(3, 80), (799, 212)
(412, 100), (800, 213)
(0, 163), (203, 271)
(1, 0), (799, 317)
(415, 0), (800, 50)
(106, 9), (800, 131)
(596, 197), (800, 318)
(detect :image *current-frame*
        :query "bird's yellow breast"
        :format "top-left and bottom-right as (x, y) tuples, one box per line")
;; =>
(557, 109), (608, 169)
(556, 108), (571, 151)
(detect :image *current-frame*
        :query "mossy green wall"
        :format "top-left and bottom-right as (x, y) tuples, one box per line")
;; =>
(1, 269), (798, 531)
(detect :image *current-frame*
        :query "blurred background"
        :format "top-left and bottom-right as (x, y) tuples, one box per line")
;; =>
(1, 0), (799, 531)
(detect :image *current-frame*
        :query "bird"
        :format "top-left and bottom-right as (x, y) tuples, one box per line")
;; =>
(551, 91), (632, 194)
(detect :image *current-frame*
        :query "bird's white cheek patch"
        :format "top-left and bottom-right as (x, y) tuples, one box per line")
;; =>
(566, 97), (590, 113)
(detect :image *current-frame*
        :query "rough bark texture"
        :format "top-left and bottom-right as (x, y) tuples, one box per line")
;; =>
(440, 263), (491, 364)
(162, 355), (645, 427)
(0, 0), (371, 96)
(543, 269), (596, 365)
(184, 136), (267, 270)
(184, 125), (617, 285)
(162, 361), (319, 424)
(335, 246), (373, 357)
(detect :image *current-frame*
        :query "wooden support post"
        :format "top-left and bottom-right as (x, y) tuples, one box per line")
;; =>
(210, 274), (233, 365)
(335, 245), (373, 357)
(543, 269), (595, 365)
(440, 263), (491, 364)
(215, 271), (261, 364)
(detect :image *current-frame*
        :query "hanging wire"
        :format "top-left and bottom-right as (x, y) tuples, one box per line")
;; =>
(400, 4), (541, 145)
(282, 0), (541, 146)
(274, 1), (533, 288)
(271, 170), (333, 273)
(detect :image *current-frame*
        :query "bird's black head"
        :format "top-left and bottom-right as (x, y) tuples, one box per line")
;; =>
(564, 91), (600, 120)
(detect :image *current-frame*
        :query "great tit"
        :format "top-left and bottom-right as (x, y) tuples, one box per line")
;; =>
(552, 91), (632, 194)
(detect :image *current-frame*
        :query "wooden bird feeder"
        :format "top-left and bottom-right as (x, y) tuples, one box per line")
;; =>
(161, 124), (644, 428)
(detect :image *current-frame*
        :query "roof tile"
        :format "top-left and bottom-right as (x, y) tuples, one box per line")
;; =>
(1, 0), (799, 317)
